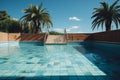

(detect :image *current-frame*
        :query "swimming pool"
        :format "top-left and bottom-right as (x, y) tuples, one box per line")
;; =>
(0, 42), (120, 80)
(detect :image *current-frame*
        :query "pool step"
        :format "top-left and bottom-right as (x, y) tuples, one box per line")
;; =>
(45, 35), (67, 44)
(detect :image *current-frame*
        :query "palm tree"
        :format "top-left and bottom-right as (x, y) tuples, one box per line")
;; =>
(42, 14), (53, 33)
(0, 11), (10, 21)
(91, 0), (120, 32)
(20, 3), (53, 33)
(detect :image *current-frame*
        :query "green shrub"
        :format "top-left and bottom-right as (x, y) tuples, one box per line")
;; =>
(49, 31), (63, 35)
(0, 19), (22, 33)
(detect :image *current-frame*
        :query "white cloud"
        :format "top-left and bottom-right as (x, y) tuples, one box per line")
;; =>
(12, 18), (18, 21)
(53, 26), (80, 33)
(71, 26), (79, 29)
(54, 28), (63, 33)
(66, 29), (71, 32)
(69, 16), (80, 21)
(65, 26), (80, 32)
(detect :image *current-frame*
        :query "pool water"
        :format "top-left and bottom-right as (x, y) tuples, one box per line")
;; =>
(0, 42), (120, 80)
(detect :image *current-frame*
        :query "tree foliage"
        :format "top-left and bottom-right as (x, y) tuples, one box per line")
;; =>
(91, 0), (120, 31)
(0, 19), (22, 33)
(49, 31), (63, 35)
(20, 3), (53, 33)
(0, 11), (10, 21)
(0, 10), (22, 33)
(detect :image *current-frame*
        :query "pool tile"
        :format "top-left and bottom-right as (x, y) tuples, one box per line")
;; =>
(43, 71), (52, 76)
(52, 70), (60, 76)
(83, 72), (92, 75)
(60, 76), (69, 80)
(67, 70), (77, 75)
(27, 73), (37, 77)
(69, 76), (78, 80)
(0, 70), (13, 76)
(60, 70), (68, 76)
(86, 76), (96, 80)
(90, 71), (102, 75)
(36, 70), (44, 75)
(60, 67), (67, 71)
(0, 43), (109, 79)
(75, 70), (84, 75)
(51, 76), (60, 80)
(78, 76), (88, 80)
(94, 76), (106, 80)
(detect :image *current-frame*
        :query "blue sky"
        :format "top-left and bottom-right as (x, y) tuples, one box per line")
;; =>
(0, 0), (119, 33)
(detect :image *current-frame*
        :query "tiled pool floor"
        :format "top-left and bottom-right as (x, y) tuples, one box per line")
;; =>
(0, 43), (119, 80)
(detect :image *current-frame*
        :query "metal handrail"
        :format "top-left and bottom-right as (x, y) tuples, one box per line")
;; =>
(64, 28), (68, 42)
(44, 33), (48, 43)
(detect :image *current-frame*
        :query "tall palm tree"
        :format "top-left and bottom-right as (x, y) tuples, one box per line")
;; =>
(91, 0), (120, 32)
(20, 3), (53, 33)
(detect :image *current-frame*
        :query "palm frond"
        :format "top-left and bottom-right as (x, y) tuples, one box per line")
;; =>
(110, 0), (119, 11)
(38, 3), (43, 10)
(100, 2), (109, 11)
(113, 18), (119, 29)
(91, 0), (120, 31)
(20, 3), (53, 33)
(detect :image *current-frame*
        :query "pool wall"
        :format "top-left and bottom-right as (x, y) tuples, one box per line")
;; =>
(0, 30), (120, 43)
(92, 30), (120, 43)
(67, 30), (120, 43)
(0, 32), (45, 42)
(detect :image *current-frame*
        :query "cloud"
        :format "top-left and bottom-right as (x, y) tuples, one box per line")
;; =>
(69, 16), (80, 21)
(53, 26), (80, 33)
(66, 26), (80, 32)
(12, 18), (18, 21)
(71, 26), (79, 29)
(66, 29), (71, 32)
(54, 28), (63, 33)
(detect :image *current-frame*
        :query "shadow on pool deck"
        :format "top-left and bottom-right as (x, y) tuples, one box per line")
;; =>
(0, 75), (118, 80)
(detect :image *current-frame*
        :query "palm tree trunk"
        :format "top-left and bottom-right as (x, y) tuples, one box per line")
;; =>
(105, 21), (112, 32)
(39, 27), (42, 33)
(106, 26), (111, 32)
(38, 21), (42, 33)
(34, 20), (39, 33)
(35, 20), (43, 33)
(35, 26), (38, 33)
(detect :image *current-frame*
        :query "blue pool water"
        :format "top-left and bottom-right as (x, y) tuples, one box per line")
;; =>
(0, 42), (120, 80)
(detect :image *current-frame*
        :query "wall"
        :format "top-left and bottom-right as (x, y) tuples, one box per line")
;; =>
(8, 33), (21, 41)
(0, 32), (45, 42)
(92, 30), (120, 43)
(0, 30), (120, 42)
(67, 33), (92, 42)
(20, 34), (45, 41)
(67, 30), (120, 43)
(0, 32), (8, 42)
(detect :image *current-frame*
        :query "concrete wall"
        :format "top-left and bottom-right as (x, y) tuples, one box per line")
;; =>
(20, 34), (45, 41)
(0, 32), (8, 42)
(67, 30), (120, 43)
(0, 29), (120, 42)
(0, 32), (45, 42)
(92, 30), (120, 43)
(67, 33), (92, 42)
(8, 33), (21, 41)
